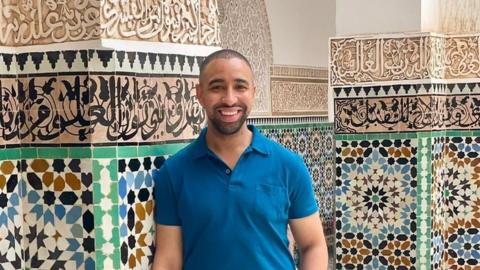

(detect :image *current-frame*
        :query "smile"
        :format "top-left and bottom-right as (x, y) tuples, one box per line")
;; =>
(219, 110), (240, 116)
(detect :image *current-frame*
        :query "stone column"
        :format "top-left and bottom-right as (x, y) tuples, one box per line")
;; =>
(0, 1), (220, 269)
(331, 24), (480, 270)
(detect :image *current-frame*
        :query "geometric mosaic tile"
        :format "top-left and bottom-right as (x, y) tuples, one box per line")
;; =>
(22, 158), (94, 270)
(118, 156), (167, 270)
(431, 136), (446, 270)
(335, 138), (418, 269)
(417, 136), (433, 269)
(0, 160), (23, 270)
(93, 158), (121, 270)
(442, 137), (480, 269)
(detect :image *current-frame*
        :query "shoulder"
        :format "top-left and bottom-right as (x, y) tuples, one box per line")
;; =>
(261, 135), (305, 167)
(162, 140), (198, 170)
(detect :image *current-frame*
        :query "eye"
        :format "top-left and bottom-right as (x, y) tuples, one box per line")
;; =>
(209, 84), (223, 91)
(236, 84), (248, 91)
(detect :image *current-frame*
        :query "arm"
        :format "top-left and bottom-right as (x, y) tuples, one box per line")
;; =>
(289, 212), (328, 270)
(152, 225), (183, 270)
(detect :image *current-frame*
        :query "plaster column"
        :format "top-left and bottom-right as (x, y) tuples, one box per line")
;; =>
(332, 1), (480, 269)
(0, 1), (220, 269)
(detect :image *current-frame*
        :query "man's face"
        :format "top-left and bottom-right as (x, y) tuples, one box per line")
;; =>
(196, 57), (256, 135)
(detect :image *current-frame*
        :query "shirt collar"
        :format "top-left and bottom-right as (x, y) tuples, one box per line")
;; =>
(191, 124), (270, 160)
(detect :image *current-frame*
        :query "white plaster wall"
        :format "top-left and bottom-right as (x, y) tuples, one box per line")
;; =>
(264, 0), (335, 68)
(422, 0), (480, 34)
(336, 0), (421, 36)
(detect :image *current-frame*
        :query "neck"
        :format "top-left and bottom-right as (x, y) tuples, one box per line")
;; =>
(205, 123), (252, 153)
(204, 123), (253, 169)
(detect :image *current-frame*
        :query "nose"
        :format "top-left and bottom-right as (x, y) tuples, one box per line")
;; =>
(221, 88), (237, 106)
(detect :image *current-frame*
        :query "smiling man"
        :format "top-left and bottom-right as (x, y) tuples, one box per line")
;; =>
(153, 49), (328, 270)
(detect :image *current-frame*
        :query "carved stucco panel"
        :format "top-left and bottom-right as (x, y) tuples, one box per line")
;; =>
(100, 0), (220, 45)
(0, 0), (101, 46)
(445, 35), (480, 79)
(271, 81), (328, 115)
(270, 66), (328, 116)
(0, 0), (220, 46)
(330, 36), (434, 86)
(330, 34), (480, 86)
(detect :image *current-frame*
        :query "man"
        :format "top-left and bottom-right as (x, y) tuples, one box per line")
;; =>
(153, 49), (328, 270)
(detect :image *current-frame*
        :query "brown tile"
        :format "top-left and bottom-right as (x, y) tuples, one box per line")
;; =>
(30, 159), (50, 173)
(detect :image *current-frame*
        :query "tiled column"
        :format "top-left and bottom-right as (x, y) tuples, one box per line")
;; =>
(0, 1), (220, 270)
(331, 33), (480, 269)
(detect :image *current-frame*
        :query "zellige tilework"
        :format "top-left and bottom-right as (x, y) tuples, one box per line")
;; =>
(335, 138), (418, 269)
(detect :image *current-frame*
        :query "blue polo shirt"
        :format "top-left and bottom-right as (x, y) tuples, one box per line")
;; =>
(154, 125), (318, 270)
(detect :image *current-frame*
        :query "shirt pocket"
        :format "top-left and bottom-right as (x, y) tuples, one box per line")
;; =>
(255, 183), (288, 221)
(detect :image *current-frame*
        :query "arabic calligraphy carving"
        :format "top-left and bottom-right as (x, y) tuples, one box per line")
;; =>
(330, 34), (480, 86)
(445, 35), (480, 79)
(1, 75), (204, 144)
(335, 84), (480, 133)
(0, 0), (220, 46)
(0, 0), (101, 46)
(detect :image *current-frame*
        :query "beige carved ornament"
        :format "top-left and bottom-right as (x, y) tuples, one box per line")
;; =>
(0, 0), (220, 46)
(330, 34), (480, 86)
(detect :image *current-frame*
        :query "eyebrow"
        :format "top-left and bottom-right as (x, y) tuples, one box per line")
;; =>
(207, 78), (250, 86)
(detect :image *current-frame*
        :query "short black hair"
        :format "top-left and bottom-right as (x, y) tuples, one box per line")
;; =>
(199, 49), (252, 83)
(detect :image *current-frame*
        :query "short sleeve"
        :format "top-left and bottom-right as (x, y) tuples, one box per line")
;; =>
(288, 156), (318, 219)
(153, 165), (181, 225)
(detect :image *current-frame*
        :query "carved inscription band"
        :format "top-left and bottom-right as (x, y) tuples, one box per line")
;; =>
(0, 0), (220, 46)
(330, 34), (480, 86)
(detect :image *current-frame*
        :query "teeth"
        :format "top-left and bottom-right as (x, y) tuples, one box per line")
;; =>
(221, 111), (237, 116)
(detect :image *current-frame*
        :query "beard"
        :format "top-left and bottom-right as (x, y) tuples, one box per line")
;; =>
(209, 104), (249, 135)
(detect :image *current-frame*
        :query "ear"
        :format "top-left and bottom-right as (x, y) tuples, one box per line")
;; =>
(195, 83), (203, 105)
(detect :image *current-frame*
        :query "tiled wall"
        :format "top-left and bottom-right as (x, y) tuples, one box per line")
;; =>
(331, 33), (480, 269)
(0, 118), (336, 270)
(0, 144), (187, 270)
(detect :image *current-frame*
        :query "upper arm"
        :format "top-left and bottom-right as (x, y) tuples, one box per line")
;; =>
(288, 155), (318, 219)
(289, 212), (326, 251)
(153, 225), (183, 270)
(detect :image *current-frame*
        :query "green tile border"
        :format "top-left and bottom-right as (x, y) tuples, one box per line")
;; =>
(255, 122), (334, 130)
(118, 146), (138, 158)
(93, 147), (117, 158)
(137, 143), (189, 157)
(21, 148), (37, 159)
(37, 147), (68, 158)
(416, 136), (432, 269)
(0, 149), (21, 160)
(335, 132), (418, 141)
(69, 147), (92, 158)
(473, 130), (480, 137)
